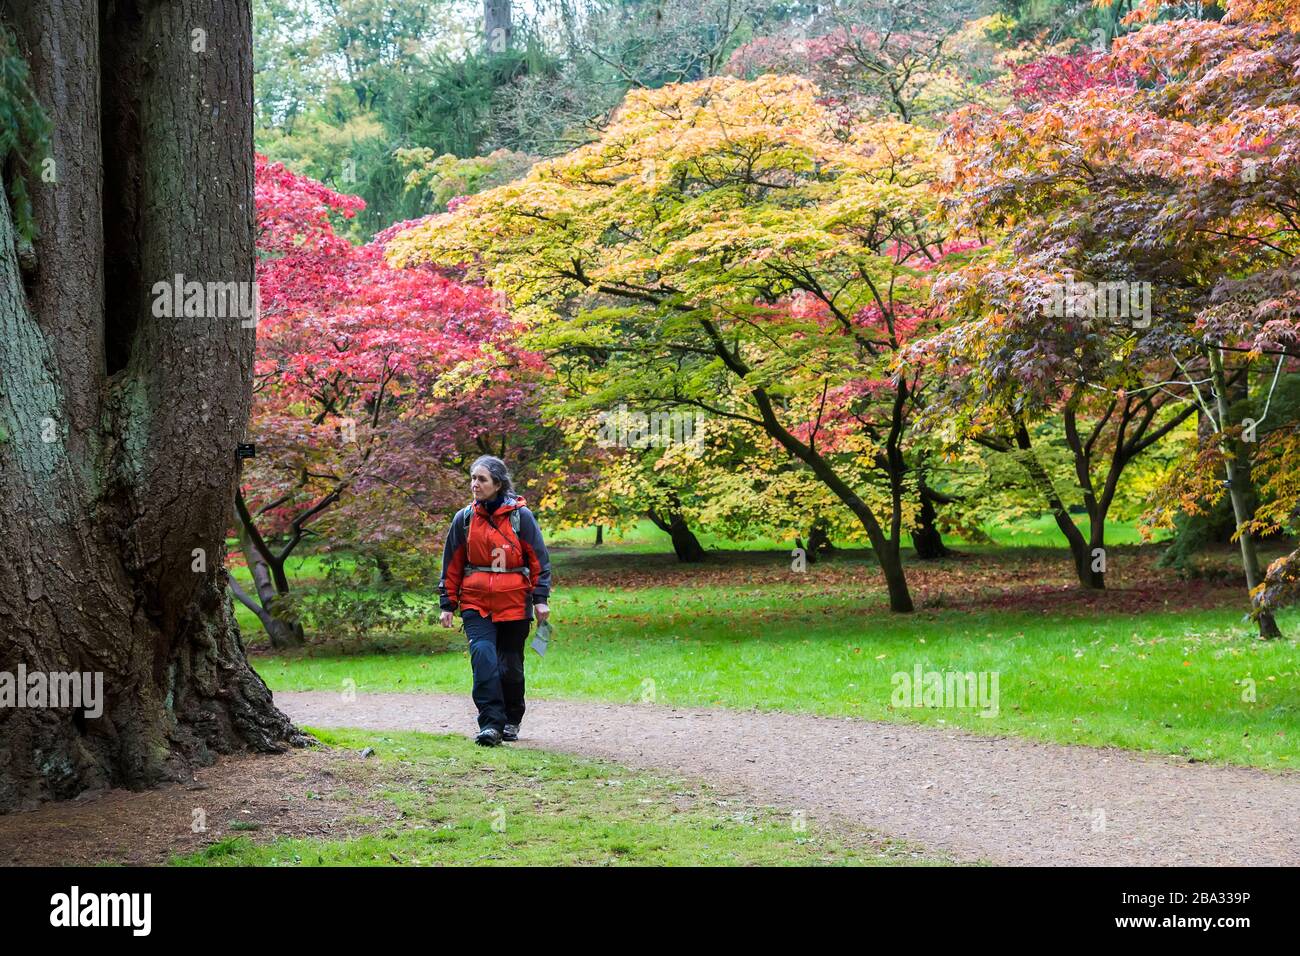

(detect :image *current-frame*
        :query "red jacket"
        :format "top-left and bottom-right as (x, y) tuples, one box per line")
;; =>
(439, 493), (551, 623)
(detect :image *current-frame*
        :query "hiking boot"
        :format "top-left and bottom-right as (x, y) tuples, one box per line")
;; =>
(502, 723), (520, 741)
(475, 727), (503, 747)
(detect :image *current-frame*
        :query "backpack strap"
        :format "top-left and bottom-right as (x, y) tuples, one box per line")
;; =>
(463, 503), (522, 534)
(465, 563), (530, 575)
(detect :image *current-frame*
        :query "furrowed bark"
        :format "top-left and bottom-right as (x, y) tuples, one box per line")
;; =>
(0, 0), (306, 814)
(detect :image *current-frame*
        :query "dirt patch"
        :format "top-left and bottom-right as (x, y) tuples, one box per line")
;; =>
(277, 690), (1300, 867)
(0, 731), (944, 867)
(0, 743), (404, 866)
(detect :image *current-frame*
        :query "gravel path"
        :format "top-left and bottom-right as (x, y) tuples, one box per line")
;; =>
(276, 690), (1300, 866)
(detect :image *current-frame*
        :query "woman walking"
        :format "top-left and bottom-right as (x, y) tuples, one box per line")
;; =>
(438, 456), (552, 746)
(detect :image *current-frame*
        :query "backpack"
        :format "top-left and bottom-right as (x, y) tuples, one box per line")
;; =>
(461, 502), (529, 576)
(462, 503), (521, 535)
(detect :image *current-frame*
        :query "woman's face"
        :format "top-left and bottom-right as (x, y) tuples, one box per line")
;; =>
(470, 466), (501, 502)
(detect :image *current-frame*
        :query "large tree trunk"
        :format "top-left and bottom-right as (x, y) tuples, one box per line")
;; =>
(0, 0), (305, 813)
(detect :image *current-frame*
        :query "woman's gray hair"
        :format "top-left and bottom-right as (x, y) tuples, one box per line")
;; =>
(470, 455), (514, 497)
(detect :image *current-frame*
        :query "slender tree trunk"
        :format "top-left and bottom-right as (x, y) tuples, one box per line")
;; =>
(796, 518), (834, 564)
(668, 513), (705, 562)
(233, 515), (305, 649)
(1010, 424), (1103, 589)
(776, 446), (912, 609)
(232, 488), (309, 646)
(594, 523), (603, 546)
(646, 507), (705, 562)
(911, 482), (951, 560)
(0, 0), (304, 812)
(694, 317), (914, 609)
(808, 520), (832, 556)
(373, 551), (394, 585)
(483, 0), (512, 53)
(1062, 407), (1110, 588)
(1208, 348), (1282, 638)
(749, 388), (914, 611)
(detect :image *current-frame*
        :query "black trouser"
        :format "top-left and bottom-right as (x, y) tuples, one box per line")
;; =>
(461, 608), (528, 731)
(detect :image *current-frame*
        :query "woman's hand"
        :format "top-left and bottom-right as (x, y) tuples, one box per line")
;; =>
(440, 610), (456, 628)
(534, 602), (549, 624)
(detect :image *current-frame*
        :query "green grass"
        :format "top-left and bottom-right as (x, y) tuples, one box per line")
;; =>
(975, 512), (1160, 548)
(168, 728), (938, 866)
